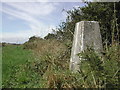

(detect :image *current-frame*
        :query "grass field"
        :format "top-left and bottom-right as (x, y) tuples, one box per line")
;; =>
(2, 45), (40, 88)
(2, 45), (32, 79)
(2, 42), (119, 88)
(2, 40), (69, 88)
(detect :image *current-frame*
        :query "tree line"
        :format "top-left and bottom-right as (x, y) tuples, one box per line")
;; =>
(45, 2), (120, 48)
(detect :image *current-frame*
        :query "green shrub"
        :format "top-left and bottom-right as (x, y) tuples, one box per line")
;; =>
(78, 44), (120, 88)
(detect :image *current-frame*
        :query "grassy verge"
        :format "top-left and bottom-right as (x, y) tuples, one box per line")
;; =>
(2, 40), (120, 88)
(2, 39), (70, 88)
(2, 45), (36, 88)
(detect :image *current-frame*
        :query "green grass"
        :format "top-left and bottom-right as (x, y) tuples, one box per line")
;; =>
(0, 47), (2, 88)
(2, 42), (119, 88)
(2, 45), (34, 87)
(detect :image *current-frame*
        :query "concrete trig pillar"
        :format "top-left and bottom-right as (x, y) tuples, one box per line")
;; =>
(70, 21), (103, 72)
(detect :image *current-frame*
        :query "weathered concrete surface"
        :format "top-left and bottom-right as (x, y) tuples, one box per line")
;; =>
(70, 21), (103, 72)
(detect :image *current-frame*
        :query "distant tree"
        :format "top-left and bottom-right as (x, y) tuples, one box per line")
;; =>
(2, 42), (6, 47)
(44, 33), (57, 40)
(28, 36), (43, 42)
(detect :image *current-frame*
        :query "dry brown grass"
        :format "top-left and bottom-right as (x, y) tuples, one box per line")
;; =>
(31, 39), (69, 70)
(33, 39), (67, 58)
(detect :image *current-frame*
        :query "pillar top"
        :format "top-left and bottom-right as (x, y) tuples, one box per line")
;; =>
(76, 21), (99, 24)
